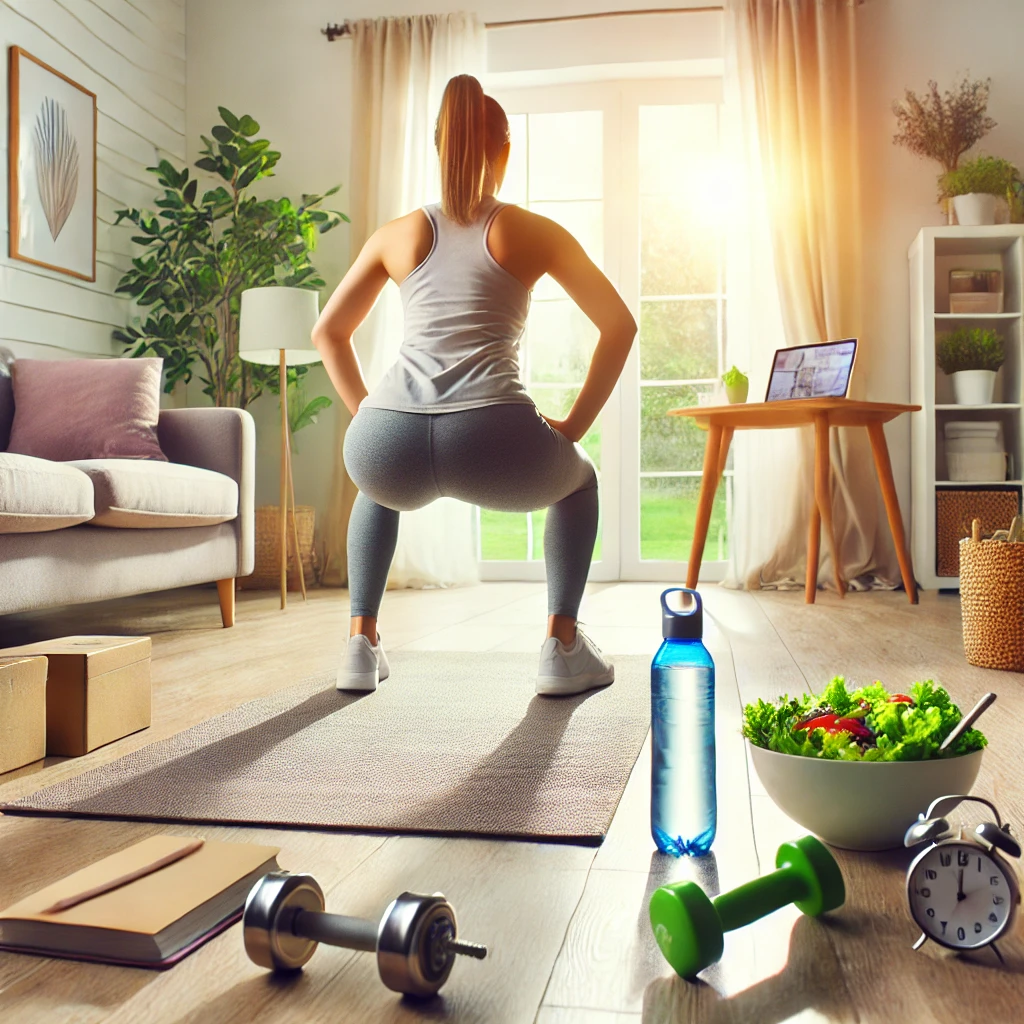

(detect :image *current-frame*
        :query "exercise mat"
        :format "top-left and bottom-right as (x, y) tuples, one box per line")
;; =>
(3, 653), (649, 845)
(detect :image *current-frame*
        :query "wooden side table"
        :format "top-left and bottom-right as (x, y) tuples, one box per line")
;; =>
(669, 398), (921, 604)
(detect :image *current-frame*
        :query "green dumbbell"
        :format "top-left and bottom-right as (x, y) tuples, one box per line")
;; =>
(649, 835), (845, 979)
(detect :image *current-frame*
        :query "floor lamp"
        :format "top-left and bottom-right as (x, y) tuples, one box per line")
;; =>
(239, 286), (321, 610)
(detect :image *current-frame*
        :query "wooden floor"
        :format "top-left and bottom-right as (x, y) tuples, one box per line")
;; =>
(0, 582), (1022, 1023)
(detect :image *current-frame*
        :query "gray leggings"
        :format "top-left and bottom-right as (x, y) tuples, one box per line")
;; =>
(344, 403), (598, 619)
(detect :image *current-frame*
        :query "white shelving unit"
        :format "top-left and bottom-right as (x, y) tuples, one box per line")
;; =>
(909, 226), (1024, 589)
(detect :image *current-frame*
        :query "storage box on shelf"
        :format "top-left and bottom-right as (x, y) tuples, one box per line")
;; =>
(910, 226), (1024, 589)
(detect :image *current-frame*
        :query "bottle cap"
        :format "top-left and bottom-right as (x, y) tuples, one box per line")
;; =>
(661, 588), (703, 639)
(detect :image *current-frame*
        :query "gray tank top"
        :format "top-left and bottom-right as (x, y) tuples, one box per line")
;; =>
(361, 195), (534, 414)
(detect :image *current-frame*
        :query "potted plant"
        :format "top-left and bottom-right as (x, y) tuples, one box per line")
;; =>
(940, 155), (1019, 226)
(1010, 178), (1024, 224)
(113, 106), (347, 418)
(721, 365), (749, 404)
(892, 75), (996, 220)
(937, 327), (1005, 404)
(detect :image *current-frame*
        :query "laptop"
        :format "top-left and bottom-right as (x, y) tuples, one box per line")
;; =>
(765, 339), (857, 402)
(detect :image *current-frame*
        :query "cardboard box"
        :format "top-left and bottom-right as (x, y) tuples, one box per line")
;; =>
(0, 656), (47, 774)
(0, 637), (151, 756)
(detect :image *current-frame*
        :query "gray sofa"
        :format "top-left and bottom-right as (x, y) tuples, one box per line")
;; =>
(0, 352), (254, 626)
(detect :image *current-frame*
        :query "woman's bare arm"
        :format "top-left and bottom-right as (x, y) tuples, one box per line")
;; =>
(538, 219), (636, 442)
(311, 231), (390, 416)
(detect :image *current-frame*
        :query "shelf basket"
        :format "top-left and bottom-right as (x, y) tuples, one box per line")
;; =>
(959, 530), (1024, 671)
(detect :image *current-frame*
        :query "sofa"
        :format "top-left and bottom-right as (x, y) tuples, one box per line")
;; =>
(0, 350), (255, 626)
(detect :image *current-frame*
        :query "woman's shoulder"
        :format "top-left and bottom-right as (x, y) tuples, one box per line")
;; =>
(372, 209), (434, 254)
(490, 203), (570, 253)
(377, 208), (433, 239)
(371, 209), (435, 282)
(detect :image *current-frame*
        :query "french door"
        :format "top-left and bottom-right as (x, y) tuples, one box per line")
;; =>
(478, 78), (729, 583)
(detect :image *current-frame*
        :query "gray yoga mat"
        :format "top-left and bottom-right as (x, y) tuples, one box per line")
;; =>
(3, 653), (650, 845)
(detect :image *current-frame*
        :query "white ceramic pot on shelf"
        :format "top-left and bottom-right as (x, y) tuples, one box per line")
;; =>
(953, 193), (999, 226)
(951, 369), (997, 405)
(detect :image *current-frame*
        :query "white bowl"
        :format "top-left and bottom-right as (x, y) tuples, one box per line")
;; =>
(748, 742), (984, 851)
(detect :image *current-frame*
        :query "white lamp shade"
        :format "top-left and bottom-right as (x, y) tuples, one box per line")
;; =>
(239, 286), (321, 365)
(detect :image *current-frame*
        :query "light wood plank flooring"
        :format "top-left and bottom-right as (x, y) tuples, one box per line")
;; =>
(0, 583), (1022, 1022)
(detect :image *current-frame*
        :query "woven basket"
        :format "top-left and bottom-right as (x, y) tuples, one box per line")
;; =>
(959, 532), (1024, 671)
(936, 488), (1020, 577)
(239, 505), (319, 591)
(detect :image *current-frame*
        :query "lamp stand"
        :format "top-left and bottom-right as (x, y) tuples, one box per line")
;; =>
(279, 348), (289, 610)
(277, 348), (309, 611)
(285, 417), (307, 603)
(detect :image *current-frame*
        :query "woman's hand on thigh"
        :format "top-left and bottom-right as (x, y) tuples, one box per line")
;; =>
(542, 415), (584, 443)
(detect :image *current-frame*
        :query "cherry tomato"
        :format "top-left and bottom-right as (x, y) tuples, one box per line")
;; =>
(832, 717), (873, 739)
(888, 694), (914, 704)
(797, 714), (838, 732)
(796, 714), (872, 739)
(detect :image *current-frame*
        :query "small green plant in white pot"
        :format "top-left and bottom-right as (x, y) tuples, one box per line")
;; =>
(937, 327), (1004, 404)
(941, 155), (1018, 226)
(721, 366), (749, 404)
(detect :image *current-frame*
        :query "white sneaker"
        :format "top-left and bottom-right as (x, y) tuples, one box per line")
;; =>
(536, 628), (614, 696)
(338, 634), (390, 692)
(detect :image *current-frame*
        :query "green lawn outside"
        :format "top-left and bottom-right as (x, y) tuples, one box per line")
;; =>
(479, 480), (728, 563)
(640, 490), (728, 562)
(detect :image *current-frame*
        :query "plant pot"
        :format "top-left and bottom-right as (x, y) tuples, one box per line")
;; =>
(953, 193), (998, 226)
(951, 369), (997, 405)
(725, 380), (749, 404)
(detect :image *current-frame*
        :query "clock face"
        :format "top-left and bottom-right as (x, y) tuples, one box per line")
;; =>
(908, 842), (1015, 949)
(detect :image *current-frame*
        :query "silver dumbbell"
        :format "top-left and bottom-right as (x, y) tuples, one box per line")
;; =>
(243, 872), (487, 998)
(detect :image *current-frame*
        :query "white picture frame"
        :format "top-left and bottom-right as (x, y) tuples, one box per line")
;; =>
(8, 46), (96, 281)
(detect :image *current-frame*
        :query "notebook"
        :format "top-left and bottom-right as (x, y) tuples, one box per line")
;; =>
(0, 835), (279, 968)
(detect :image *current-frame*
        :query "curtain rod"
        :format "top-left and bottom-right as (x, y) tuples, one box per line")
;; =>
(321, 7), (723, 41)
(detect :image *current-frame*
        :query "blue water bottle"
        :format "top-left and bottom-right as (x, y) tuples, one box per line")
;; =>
(651, 587), (716, 856)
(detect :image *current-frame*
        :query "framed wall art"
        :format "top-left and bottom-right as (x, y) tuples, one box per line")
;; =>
(8, 46), (96, 281)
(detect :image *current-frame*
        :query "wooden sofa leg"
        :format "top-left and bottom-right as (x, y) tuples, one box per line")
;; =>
(217, 579), (236, 628)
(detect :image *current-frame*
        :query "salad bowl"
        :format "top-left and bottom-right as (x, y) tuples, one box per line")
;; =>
(748, 743), (984, 851)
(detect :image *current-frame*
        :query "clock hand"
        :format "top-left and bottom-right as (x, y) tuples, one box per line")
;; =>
(957, 868), (965, 902)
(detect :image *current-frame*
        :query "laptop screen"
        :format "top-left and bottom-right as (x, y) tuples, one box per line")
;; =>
(765, 339), (857, 402)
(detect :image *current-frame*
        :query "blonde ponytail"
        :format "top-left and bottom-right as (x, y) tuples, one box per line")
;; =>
(435, 75), (487, 225)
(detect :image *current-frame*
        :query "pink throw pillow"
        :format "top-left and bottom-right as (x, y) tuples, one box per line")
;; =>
(7, 358), (167, 462)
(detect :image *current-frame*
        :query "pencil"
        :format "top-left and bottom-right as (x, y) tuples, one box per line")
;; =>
(40, 839), (206, 914)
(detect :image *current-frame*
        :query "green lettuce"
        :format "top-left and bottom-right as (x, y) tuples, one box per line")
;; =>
(742, 676), (986, 761)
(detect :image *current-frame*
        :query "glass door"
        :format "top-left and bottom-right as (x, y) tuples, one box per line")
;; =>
(478, 84), (620, 582)
(478, 78), (727, 583)
(619, 85), (730, 581)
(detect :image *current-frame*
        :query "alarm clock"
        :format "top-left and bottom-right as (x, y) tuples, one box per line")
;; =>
(905, 794), (1021, 962)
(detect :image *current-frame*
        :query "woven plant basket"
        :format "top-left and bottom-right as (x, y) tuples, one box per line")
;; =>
(239, 505), (319, 591)
(959, 532), (1024, 671)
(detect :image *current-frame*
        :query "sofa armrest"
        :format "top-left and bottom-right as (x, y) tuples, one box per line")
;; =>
(158, 407), (256, 577)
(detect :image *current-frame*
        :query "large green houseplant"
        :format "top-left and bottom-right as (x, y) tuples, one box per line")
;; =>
(113, 107), (347, 423)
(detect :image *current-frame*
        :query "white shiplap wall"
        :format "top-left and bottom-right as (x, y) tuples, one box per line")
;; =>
(0, 0), (185, 359)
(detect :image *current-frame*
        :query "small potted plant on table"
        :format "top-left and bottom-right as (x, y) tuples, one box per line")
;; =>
(941, 155), (1019, 226)
(721, 366), (749, 404)
(937, 326), (1005, 404)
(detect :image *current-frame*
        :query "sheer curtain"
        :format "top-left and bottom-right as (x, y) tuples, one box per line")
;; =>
(322, 14), (485, 589)
(723, 0), (899, 590)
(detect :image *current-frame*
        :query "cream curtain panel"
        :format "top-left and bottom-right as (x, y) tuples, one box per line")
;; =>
(723, 0), (899, 590)
(322, 14), (485, 589)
